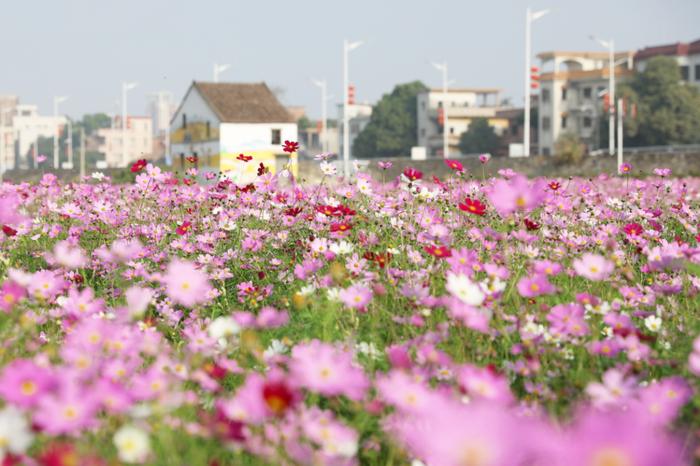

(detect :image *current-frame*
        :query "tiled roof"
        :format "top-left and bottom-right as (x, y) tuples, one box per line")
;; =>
(193, 82), (295, 124)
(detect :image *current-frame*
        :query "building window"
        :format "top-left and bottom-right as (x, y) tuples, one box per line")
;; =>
(561, 116), (567, 129)
(206, 121), (211, 139)
(541, 89), (550, 103)
(695, 64), (700, 81)
(420, 128), (426, 137)
(437, 101), (443, 108)
(271, 129), (281, 145)
(542, 147), (551, 156)
(182, 114), (187, 129)
(561, 88), (567, 100)
(583, 116), (592, 128)
(421, 101), (426, 109)
(542, 117), (551, 131)
(583, 87), (592, 99)
(680, 65), (689, 81)
(449, 127), (455, 134)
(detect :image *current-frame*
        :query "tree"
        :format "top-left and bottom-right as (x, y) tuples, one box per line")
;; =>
(553, 132), (585, 165)
(297, 115), (312, 131)
(352, 81), (428, 158)
(458, 118), (500, 155)
(618, 56), (700, 146)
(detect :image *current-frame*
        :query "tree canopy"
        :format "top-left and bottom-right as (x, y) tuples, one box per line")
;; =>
(352, 81), (428, 158)
(458, 118), (500, 155)
(618, 57), (700, 146)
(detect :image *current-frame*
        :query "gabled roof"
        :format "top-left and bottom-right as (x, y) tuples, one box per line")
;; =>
(187, 81), (295, 124)
(635, 38), (700, 60)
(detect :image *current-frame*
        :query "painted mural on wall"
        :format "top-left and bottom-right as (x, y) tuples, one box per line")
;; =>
(171, 122), (219, 144)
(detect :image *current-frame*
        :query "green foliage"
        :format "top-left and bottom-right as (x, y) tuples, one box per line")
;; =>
(297, 115), (312, 131)
(458, 118), (500, 155)
(553, 132), (586, 165)
(618, 57), (700, 146)
(352, 81), (428, 158)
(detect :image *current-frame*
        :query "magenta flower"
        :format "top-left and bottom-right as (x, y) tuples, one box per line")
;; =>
(289, 340), (369, 401)
(517, 274), (556, 298)
(0, 281), (27, 313)
(487, 175), (545, 216)
(34, 383), (100, 435)
(573, 253), (615, 281)
(339, 283), (373, 310)
(378, 161), (393, 170)
(162, 259), (213, 307)
(0, 359), (56, 408)
(547, 303), (589, 338)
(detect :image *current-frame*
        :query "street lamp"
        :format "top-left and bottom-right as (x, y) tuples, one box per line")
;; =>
(343, 39), (363, 179)
(591, 36), (615, 157)
(122, 82), (138, 168)
(0, 108), (13, 182)
(431, 62), (449, 158)
(311, 78), (329, 153)
(213, 63), (231, 83)
(524, 7), (549, 157)
(53, 96), (68, 169)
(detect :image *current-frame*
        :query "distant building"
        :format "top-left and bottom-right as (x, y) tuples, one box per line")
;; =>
(635, 38), (700, 87)
(536, 50), (635, 156)
(12, 105), (67, 169)
(0, 95), (18, 171)
(416, 88), (510, 157)
(97, 116), (154, 167)
(298, 123), (340, 157)
(337, 103), (372, 158)
(170, 81), (297, 181)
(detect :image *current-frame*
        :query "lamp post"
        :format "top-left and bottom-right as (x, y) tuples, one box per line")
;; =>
(213, 63), (231, 83)
(53, 96), (68, 169)
(122, 82), (138, 168)
(591, 36), (615, 156)
(432, 62), (449, 158)
(343, 39), (363, 179)
(311, 78), (328, 153)
(0, 108), (12, 182)
(524, 7), (549, 157)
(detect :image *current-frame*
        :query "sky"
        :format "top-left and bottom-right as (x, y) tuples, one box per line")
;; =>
(1, 0), (698, 121)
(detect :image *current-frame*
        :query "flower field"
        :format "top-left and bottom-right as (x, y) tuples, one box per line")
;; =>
(1, 156), (700, 466)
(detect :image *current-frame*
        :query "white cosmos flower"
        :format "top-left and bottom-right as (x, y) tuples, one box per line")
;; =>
(644, 315), (662, 333)
(0, 406), (34, 460)
(114, 425), (151, 463)
(320, 161), (337, 176)
(208, 316), (241, 346)
(91, 172), (105, 181)
(446, 273), (485, 306)
(263, 339), (288, 359)
(330, 240), (354, 255)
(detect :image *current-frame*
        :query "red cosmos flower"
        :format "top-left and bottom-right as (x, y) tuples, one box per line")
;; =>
(445, 159), (464, 172)
(623, 223), (643, 236)
(284, 207), (303, 217)
(262, 380), (296, 416)
(548, 181), (561, 191)
(176, 221), (192, 235)
(183, 178), (194, 186)
(257, 163), (268, 176)
(186, 155), (199, 163)
(130, 159), (147, 173)
(282, 140), (300, 153)
(211, 407), (246, 442)
(2, 225), (17, 236)
(424, 244), (452, 258)
(403, 167), (423, 182)
(237, 153), (253, 162)
(336, 204), (356, 216)
(458, 197), (486, 216)
(239, 183), (256, 193)
(203, 362), (227, 380)
(363, 251), (391, 268)
(524, 218), (541, 230)
(316, 205), (341, 216)
(330, 222), (352, 233)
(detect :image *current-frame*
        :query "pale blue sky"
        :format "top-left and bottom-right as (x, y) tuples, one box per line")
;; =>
(1, 0), (698, 120)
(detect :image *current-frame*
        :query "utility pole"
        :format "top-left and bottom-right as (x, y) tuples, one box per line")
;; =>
(524, 7), (549, 157)
(80, 127), (86, 179)
(311, 78), (328, 153)
(53, 96), (68, 169)
(617, 98), (623, 171)
(591, 36), (615, 156)
(122, 82), (138, 167)
(65, 119), (73, 169)
(343, 39), (363, 178)
(432, 62), (449, 158)
(213, 63), (231, 83)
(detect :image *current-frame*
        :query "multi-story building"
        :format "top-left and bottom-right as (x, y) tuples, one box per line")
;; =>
(536, 51), (635, 156)
(299, 123), (340, 157)
(169, 81), (297, 181)
(12, 105), (67, 169)
(635, 38), (700, 87)
(337, 103), (372, 158)
(416, 88), (510, 157)
(0, 96), (18, 172)
(97, 116), (154, 167)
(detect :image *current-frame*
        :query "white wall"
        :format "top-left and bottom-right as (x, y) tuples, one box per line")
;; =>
(220, 123), (297, 154)
(171, 86), (220, 130)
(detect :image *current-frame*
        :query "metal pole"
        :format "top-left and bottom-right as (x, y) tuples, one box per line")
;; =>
(617, 98), (623, 170)
(609, 40), (615, 156)
(443, 64), (449, 159)
(343, 39), (350, 178)
(80, 127), (86, 179)
(321, 80), (327, 153)
(524, 7), (531, 157)
(0, 114), (5, 183)
(53, 98), (58, 169)
(122, 83), (127, 168)
(66, 119), (73, 169)
(214, 63), (218, 83)
(34, 133), (38, 169)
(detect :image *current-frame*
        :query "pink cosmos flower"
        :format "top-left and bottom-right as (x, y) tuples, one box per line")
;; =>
(289, 340), (369, 401)
(52, 240), (87, 269)
(487, 174), (545, 216)
(34, 382), (100, 435)
(456, 364), (514, 404)
(632, 376), (692, 425)
(0, 359), (56, 408)
(517, 274), (557, 298)
(585, 369), (637, 409)
(547, 303), (589, 338)
(339, 283), (373, 310)
(0, 280), (27, 313)
(162, 259), (212, 307)
(376, 370), (442, 414)
(573, 253), (615, 281)
(61, 287), (105, 317)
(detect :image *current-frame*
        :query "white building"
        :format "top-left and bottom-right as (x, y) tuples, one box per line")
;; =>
(12, 105), (67, 169)
(537, 50), (635, 156)
(635, 38), (700, 88)
(337, 103), (372, 159)
(0, 95), (18, 172)
(97, 116), (154, 167)
(170, 81), (297, 180)
(416, 88), (509, 156)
